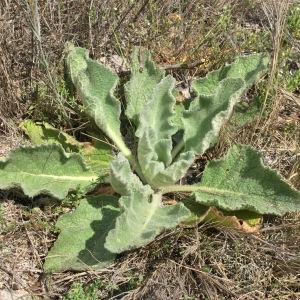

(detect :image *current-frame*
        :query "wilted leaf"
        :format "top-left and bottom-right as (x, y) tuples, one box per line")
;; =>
(181, 198), (262, 233)
(20, 120), (113, 174)
(202, 207), (261, 233)
(229, 210), (262, 227)
(20, 120), (79, 152)
(44, 196), (119, 272)
(182, 198), (261, 232)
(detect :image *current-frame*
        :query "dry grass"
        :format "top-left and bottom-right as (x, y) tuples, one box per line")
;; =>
(1, 200), (299, 299)
(0, 0), (300, 299)
(216, 89), (300, 189)
(0, 2), (28, 147)
(0, 200), (54, 297)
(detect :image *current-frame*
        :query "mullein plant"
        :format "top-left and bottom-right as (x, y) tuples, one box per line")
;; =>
(0, 44), (299, 272)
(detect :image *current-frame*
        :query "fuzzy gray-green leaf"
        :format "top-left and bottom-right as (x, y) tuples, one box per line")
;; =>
(137, 129), (166, 185)
(151, 151), (195, 187)
(105, 192), (190, 253)
(182, 53), (269, 155)
(125, 47), (165, 123)
(138, 130), (194, 188)
(107, 156), (190, 253)
(66, 45), (127, 155)
(183, 78), (245, 155)
(136, 75), (177, 141)
(193, 144), (300, 215)
(0, 145), (97, 199)
(191, 53), (269, 98)
(44, 196), (119, 272)
(136, 75), (188, 186)
(110, 153), (148, 196)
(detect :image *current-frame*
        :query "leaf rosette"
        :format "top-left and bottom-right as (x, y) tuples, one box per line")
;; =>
(1, 45), (299, 273)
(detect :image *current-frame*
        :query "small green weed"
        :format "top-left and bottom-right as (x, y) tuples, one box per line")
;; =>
(288, 4), (300, 39)
(31, 75), (78, 127)
(64, 280), (103, 300)
(127, 274), (144, 290)
(238, 29), (270, 52)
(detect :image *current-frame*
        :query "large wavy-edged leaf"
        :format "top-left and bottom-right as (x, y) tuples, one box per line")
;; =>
(135, 75), (194, 186)
(135, 76), (175, 183)
(125, 47), (165, 124)
(0, 145), (97, 199)
(20, 120), (112, 174)
(191, 53), (269, 99)
(136, 75), (176, 165)
(110, 153), (148, 196)
(181, 54), (269, 155)
(65, 44), (129, 156)
(105, 191), (190, 253)
(136, 75), (177, 141)
(44, 196), (120, 272)
(182, 78), (244, 155)
(193, 144), (300, 215)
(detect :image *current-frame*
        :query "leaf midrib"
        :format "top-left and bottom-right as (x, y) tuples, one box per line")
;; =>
(9, 171), (97, 182)
(197, 185), (248, 197)
(139, 193), (161, 235)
